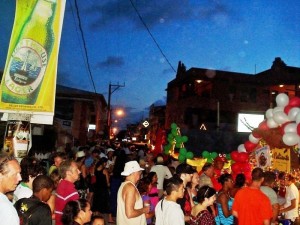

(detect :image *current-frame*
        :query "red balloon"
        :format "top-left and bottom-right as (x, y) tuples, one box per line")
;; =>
(258, 120), (269, 131)
(242, 162), (251, 172)
(244, 140), (258, 153)
(289, 97), (300, 107)
(284, 105), (293, 115)
(238, 152), (249, 163)
(231, 162), (242, 174)
(230, 151), (239, 162)
(252, 130), (262, 138)
(297, 123), (300, 136)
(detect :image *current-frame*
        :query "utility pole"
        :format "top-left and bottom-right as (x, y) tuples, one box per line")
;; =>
(107, 82), (125, 139)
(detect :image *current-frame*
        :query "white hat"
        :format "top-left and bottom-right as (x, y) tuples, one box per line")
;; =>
(106, 148), (115, 153)
(121, 161), (144, 176)
(76, 151), (85, 158)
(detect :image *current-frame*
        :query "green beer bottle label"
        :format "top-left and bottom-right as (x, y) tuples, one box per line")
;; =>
(2, 0), (56, 105)
(5, 38), (47, 95)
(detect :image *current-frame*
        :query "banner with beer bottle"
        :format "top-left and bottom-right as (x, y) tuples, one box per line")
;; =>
(0, 0), (66, 123)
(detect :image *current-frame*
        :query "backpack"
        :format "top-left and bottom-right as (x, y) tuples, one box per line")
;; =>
(15, 200), (44, 225)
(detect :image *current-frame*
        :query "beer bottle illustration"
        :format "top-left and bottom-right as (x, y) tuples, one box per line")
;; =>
(2, 0), (56, 105)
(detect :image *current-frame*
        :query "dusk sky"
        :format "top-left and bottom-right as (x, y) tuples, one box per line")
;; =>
(1, 0), (300, 126)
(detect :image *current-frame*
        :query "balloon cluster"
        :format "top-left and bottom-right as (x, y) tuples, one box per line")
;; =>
(230, 151), (252, 181)
(201, 151), (218, 163)
(163, 123), (194, 162)
(236, 94), (300, 151)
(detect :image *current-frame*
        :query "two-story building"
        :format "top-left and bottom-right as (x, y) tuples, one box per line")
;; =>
(163, 57), (300, 153)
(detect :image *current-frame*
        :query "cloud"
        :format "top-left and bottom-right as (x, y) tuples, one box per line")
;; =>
(85, 0), (232, 30)
(96, 56), (125, 68)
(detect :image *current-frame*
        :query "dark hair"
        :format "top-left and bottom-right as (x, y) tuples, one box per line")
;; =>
(202, 163), (213, 172)
(278, 172), (286, 180)
(263, 171), (276, 184)
(147, 171), (157, 183)
(20, 160), (45, 182)
(285, 174), (295, 182)
(94, 157), (108, 173)
(49, 169), (60, 189)
(164, 175), (183, 195)
(32, 175), (54, 193)
(218, 173), (233, 185)
(62, 199), (89, 225)
(195, 185), (216, 204)
(176, 163), (196, 175)
(251, 167), (264, 181)
(234, 173), (246, 188)
(137, 177), (151, 194)
(58, 160), (75, 179)
(0, 154), (16, 175)
(91, 215), (104, 224)
(53, 152), (67, 161)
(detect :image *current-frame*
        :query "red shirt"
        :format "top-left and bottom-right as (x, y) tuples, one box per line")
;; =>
(55, 179), (79, 225)
(232, 187), (272, 225)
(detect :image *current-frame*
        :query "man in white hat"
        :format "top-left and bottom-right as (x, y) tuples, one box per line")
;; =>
(117, 160), (150, 225)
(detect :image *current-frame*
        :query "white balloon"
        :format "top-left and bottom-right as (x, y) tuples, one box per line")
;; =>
(265, 108), (274, 119)
(276, 93), (289, 107)
(273, 106), (284, 113)
(267, 118), (279, 128)
(284, 123), (297, 133)
(288, 107), (300, 121)
(295, 111), (300, 124)
(249, 133), (260, 144)
(283, 132), (300, 146)
(237, 144), (246, 153)
(273, 111), (289, 125)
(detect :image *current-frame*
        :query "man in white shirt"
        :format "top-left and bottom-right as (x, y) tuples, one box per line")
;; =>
(150, 156), (172, 197)
(279, 174), (299, 223)
(155, 176), (185, 225)
(0, 154), (22, 225)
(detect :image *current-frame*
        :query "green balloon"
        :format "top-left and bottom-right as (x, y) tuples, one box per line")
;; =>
(179, 148), (187, 156)
(175, 136), (182, 144)
(181, 136), (188, 143)
(202, 150), (210, 158)
(168, 133), (174, 139)
(211, 152), (218, 159)
(171, 123), (177, 129)
(164, 144), (170, 151)
(207, 157), (213, 163)
(226, 153), (231, 160)
(186, 151), (194, 159)
(175, 142), (182, 148)
(178, 154), (186, 163)
(167, 137), (173, 143)
(171, 129), (178, 136)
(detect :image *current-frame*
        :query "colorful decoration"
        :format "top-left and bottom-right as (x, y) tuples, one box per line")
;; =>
(164, 123), (194, 162)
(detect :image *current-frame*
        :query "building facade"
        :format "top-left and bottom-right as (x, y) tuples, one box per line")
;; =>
(163, 58), (300, 153)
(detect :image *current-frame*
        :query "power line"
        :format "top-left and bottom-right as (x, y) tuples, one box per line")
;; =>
(68, 0), (91, 88)
(128, 0), (176, 73)
(73, 0), (97, 93)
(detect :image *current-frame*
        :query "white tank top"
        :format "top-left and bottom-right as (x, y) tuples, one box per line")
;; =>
(117, 180), (146, 225)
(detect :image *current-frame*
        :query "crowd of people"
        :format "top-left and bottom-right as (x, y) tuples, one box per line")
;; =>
(0, 141), (299, 225)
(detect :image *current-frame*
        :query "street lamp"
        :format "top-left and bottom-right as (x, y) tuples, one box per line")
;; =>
(109, 108), (125, 139)
(106, 82), (125, 139)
